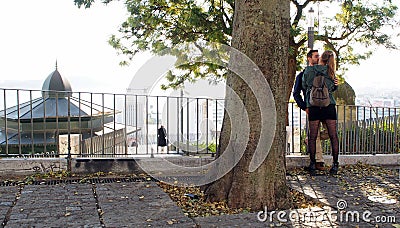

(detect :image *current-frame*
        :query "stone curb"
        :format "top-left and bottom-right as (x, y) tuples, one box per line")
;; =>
(0, 154), (399, 176)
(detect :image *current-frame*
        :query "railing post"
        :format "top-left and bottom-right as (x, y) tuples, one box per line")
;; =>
(166, 96), (170, 154)
(78, 92), (83, 157)
(146, 95), (149, 155)
(196, 98), (199, 154)
(3, 89), (9, 155)
(156, 96), (159, 154)
(177, 96), (180, 153)
(113, 94), (116, 156)
(186, 97), (189, 153)
(135, 95), (138, 155)
(102, 93), (105, 156)
(30, 90), (34, 155)
(124, 94), (128, 155)
(215, 99), (218, 155)
(16, 90), (22, 156)
(67, 93), (72, 174)
(43, 94), (47, 155)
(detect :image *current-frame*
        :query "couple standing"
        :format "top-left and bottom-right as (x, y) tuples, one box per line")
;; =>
(293, 50), (339, 175)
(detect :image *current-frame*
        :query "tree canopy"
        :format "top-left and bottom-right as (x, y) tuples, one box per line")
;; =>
(292, 0), (398, 73)
(74, 0), (398, 90)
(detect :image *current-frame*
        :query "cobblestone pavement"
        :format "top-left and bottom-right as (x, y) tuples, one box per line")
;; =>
(0, 181), (196, 228)
(1, 169), (399, 227)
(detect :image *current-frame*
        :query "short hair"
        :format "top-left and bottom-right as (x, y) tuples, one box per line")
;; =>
(307, 50), (318, 58)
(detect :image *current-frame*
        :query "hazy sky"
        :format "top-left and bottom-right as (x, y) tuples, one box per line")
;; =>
(0, 0), (146, 94)
(0, 0), (399, 95)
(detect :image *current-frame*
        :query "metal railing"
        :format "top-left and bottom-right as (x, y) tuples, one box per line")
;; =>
(0, 88), (223, 158)
(287, 103), (400, 155)
(1, 88), (399, 158)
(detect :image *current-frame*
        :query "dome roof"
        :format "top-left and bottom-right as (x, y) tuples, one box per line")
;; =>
(42, 64), (72, 98)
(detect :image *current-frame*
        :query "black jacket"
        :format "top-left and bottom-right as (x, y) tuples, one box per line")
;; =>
(293, 71), (307, 111)
(157, 127), (167, 146)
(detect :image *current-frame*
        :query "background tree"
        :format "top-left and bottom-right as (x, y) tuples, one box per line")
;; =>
(288, 0), (398, 100)
(75, 0), (398, 96)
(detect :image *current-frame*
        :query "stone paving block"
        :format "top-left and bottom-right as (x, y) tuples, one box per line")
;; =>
(6, 184), (101, 227)
(0, 186), (18, 223)
(95, 182), (196, 227)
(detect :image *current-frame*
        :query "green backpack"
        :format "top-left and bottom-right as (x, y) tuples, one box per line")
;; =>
(309, 73), (330, 107)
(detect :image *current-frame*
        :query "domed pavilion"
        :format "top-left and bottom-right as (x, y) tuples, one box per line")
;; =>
(0, 65), (133, 156)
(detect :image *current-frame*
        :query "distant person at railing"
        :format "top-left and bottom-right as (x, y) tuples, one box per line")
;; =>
(130, 137), (138, 147)
(293, 49), (326, 171)
(157, 125), (167, 152)
(302, 50), (339, 176)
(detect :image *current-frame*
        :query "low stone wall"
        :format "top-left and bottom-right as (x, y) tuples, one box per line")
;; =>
(0, 154), (399, 177)
(0, 158), (67, 176)
(286, 154), (400, 168)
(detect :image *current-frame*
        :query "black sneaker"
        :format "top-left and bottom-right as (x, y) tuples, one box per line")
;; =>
(316, 162), (326, 171)
(329, 163), (339, 175)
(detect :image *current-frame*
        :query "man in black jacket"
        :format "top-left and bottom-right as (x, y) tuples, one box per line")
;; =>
(157, 125), (167, 152)
(293, 49), (326, 171)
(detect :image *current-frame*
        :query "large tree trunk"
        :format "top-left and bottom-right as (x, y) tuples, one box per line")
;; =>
(204, 0), (292, 210)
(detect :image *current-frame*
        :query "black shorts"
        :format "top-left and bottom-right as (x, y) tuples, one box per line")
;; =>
(308, 104), (337, 121)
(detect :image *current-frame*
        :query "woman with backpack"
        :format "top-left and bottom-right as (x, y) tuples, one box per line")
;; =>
(302, 50), (339, 175)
